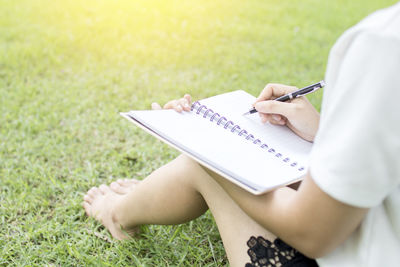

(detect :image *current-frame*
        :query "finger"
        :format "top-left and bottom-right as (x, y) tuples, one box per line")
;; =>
(270, 119), (286, 126)
(184, 94), (192, 104)
(255, 100), (295, 118)
(174, 104), (183, 112)
(255, 84), (298, 103)
(178, 98), (191, 111)
(260, 113), (286, 125)
(272, 114), (283, 122)
(151, 102), (162, 110)
(164, 100), (183, 112)
(163, 100), (177, 109)
(260, 113), (271, 124)
(270, 114), (286, 125)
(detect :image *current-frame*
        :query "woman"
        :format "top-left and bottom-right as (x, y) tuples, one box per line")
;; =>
(83, 3), (400, 266)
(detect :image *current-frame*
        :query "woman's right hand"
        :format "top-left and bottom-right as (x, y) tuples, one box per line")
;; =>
(254, 83), (320, 142)
(151, 94), (192, 112)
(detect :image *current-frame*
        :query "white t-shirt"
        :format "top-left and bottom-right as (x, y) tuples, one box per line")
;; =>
(309, 3), (400, 267)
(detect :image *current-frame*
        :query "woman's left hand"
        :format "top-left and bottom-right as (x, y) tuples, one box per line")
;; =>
(151, 94), (192, 112)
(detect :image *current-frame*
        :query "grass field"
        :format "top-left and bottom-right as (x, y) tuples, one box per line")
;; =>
(0, 0), (397, 266)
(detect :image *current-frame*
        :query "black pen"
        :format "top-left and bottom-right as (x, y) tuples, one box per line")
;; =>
(243, 80), (325, 116)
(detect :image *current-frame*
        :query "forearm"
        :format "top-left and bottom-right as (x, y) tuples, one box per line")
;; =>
(205, 168), (367, 258)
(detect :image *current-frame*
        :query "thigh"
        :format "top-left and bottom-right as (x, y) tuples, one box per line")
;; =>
(188, 159), (272, 266)
(187, 156), (317, 266)
(203, 179), (318, 267)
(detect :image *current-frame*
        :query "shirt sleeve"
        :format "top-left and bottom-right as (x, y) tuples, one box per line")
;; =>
(309, 31), (400, 208)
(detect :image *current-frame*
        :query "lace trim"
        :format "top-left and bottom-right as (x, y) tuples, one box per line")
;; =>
(245, 236), (318, 267)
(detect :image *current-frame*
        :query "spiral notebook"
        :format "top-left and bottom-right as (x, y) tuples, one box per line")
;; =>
(121, 90), (313, 195)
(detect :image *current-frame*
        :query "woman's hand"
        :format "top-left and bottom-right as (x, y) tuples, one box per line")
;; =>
(254, 83), (320, 142)
(151, 94), (192, 112)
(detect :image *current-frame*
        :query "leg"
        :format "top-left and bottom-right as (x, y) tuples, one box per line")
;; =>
(83, 155), (276, 266)
(188, 160), (278, 266)
(200, 167), (318, 267)
(83, 154), (209, 239)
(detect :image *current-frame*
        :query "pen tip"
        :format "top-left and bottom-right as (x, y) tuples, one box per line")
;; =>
(242, 112), (250, 116)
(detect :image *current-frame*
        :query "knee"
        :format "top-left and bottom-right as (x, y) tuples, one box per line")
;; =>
(175, 154), (210, 188)
(175, 154), (198, 171)
(177, 154), (195, 164)
(175, 154), (200, 177)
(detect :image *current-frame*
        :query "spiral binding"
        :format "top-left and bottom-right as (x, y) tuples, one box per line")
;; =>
(191, 101), (305, 172)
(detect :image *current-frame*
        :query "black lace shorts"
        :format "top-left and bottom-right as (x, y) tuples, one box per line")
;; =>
(245, 236), (318, 267)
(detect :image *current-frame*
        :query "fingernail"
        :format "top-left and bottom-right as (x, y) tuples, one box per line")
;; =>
(272, 115), (281, 121)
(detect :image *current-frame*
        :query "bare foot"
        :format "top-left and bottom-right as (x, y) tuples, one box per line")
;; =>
(83, 183), (139, 240)
(110, 178), (140, 194)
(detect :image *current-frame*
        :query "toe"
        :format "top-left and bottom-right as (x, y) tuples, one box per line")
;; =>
(110, 182), (121, 192)
(110, 182), (129, 194)
(83, 201), (92, 216)
(99, 184), (111, 194)
(87, 187), (96, 194)
(116, 179), (126, 186)
(83, 194), (93, 204)
(119, 178), (140, 186)
(87, 187), (100, 196)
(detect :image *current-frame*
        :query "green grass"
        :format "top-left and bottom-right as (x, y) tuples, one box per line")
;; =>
(0, 0), (397, 266)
